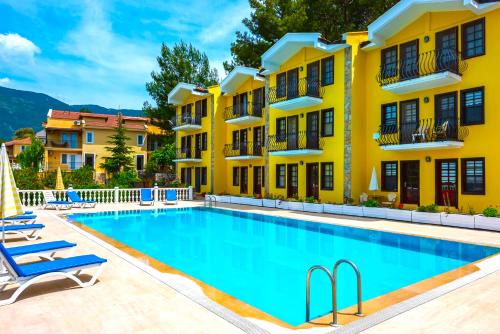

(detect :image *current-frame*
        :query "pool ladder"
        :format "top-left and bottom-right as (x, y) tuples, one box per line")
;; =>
(204, 195), (217, 208)
(305, 259), (363, 326)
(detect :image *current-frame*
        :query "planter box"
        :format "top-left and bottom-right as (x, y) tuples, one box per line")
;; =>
(362, 207), (387, 219)
(411, 211), (442, 225)
(342, 205), (364, 217)
(276, 200), (289, 210)
(244, 198), (263, 206)
(441, 213), (475, 229)
(386, 208), (412, 222)
(303, 203), (323, 213)
(215, 195), (231, 203)
(230, 196), (242, 204)
(287, 201), (304, 211)
(323, 204), (344, 215)
(262, 199), (276, 208)
(474, 215), (500, 232)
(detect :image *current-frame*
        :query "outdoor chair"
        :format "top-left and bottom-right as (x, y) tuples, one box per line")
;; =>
(166, 190), (178, 205)
(381, 193), (397, 208)
(140, 188), (154, 206)
(1, 224), (45, 241)
(42, 191), (72, 210)
(67, 191), (96, 208)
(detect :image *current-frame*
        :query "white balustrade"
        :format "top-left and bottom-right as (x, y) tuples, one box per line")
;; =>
(18, 187), (193, 208)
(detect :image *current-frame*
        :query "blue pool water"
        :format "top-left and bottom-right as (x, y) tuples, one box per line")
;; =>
(68, 207), (498, 326)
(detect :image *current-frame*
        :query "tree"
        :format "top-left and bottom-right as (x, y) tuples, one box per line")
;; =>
(17, 135), (44, 170)
(14, 127), (35, 139)
(145, 142), (176, 174)
(79, 107), (92, 113)
(144, 41), (220, 132)
(223, 0), (399, 72)
(100, 114), (134, 175)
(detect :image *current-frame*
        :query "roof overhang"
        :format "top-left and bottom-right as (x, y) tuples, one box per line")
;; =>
(167, 83), (209, 105)
(220, 67), (264, 94)
(261, 33), (347, 73)
(365, 0), (500, 50)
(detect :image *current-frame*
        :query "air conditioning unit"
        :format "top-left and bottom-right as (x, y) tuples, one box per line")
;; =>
(74, 120), (81, 125)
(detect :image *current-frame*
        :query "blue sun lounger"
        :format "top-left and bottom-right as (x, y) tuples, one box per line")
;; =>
(42, 190), (72, 210)
(166, 189), (177, 205)
(4, 214), (37, 224)
(6, 240), (77, 260)
(67, 191), (96, 208)
(140, 188), (154, 206)
(0, 243), (107, 306)
(1, 224), (45, 241)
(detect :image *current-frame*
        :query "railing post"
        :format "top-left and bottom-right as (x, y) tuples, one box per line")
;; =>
(153, 184), (159, 202)
(114, 186), (119, 204)
(188, 186), (193, 200)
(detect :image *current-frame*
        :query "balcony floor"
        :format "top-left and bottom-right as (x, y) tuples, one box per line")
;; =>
(173, 158), (203, 163)
(269, 149), (323, 156)
(270, 96), (322, 111)
(382, 71), (462, 95)
(225, 116), (262, 126)
(225, 155), (263, 161)
(172, 124), (202, 132)
(381, 141), (464, 151)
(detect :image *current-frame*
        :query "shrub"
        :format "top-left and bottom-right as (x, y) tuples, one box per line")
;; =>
(417, 204), (439, 213)
(483, 207), (499, 218)
(68, 166), (100, 189)
(362, 199), (379, 207)
(107, 170), (140, 188)
(304, 196), (317, 203)
(13, 168), (44, 189)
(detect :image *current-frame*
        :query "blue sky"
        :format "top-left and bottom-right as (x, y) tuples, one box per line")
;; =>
(0, 0), (250, 109)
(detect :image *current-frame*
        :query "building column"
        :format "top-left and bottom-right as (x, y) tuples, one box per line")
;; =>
(264, 75), (270, 197)
(343, 46), (353, 203)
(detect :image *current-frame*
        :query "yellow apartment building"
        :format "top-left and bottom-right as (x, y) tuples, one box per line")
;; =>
(4, 137), (31, 164)
(43, 109), (163, 182)
(360, 0), (500, 211)
(169, 84), (220, 194)
(170, 0), (500, 212)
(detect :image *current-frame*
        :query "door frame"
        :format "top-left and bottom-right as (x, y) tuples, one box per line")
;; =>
(286, 68), (299, 99)
(287, 164), (299, 198)
(435, 158), (459, 208)
(194, 167), (202, 193)
(253, 166), (262, 195)
(287, 115), (299, 150)
(399, 39), (419, 80)
(306, 162), (319, 199)
(306, 111), (319, 149)
(399, 99), (419, 144)
(240, 166), (248, 194)
(400, 160), (420, 205)
(435, 26), (459, 73)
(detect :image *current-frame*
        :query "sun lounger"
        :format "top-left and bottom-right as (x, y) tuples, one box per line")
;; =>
(66, 191), (97, 208)
(4, 214), (37, 225)
(1, 224), (44, 241)
(140, 188), (154, 206)
(166, 189), (177, 205)
(42, 190), (72, 210)
(5, 240), (77, 261)
(0, 243), (106, 306)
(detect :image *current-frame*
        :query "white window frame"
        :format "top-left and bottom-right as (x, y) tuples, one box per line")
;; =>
(83, 152), (96, 169)
(137, 134), (144, 146)
(85, 131), (94, 144)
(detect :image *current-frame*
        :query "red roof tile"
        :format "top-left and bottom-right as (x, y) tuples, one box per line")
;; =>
(49, 110), (149, 130)
(4, 137), (32, 146)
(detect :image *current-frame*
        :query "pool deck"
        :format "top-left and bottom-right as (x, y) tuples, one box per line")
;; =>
(1, 201), (500, 334)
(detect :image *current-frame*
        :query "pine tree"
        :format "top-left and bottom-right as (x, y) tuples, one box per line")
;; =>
(100, 114), (134, 175)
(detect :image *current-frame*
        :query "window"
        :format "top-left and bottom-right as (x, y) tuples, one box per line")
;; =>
(321, 56), (334, 86)
(202, 99), (208, 117)
(180, 168), (186, 184)
(201, 132), (208, 151)
(381, 46), (398, 78)
(85, 131), (94, 144)
(461, 87), (484, 125)
(61, 153), (68, 164)
(276, 117), (286, 142)
(461, 158), (485, 194)
(137, 134), (144, 146)
(381, 103), (398, 134)
(276, 164), (286, 188)
(232, 130), (239, 149)
(84, 153), (95, 168)
(462, 18), (485, 59)
(321, 108), (334, 137)
(136, 155), (145, 170)
(21, 146), (26, 152)
(321, 162), (334, 190)
(381, 161), (398, 191)
(276, 72), (286, 98)
(233, 167), (239, 186)
(201, 167), (207, 185)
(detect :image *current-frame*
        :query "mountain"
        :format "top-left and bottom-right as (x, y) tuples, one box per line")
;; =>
(0, 86), (144, 140)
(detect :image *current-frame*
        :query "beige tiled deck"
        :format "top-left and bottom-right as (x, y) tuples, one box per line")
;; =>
(1, 202), (500, 334)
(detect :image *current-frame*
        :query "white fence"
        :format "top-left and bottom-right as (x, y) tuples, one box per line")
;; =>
(18, 186), (193, 208)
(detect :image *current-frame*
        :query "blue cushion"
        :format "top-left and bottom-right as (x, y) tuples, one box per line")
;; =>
(2, 224), (45, 231)
(48, 201), (71, 205)
(141, 189), (153, 201)
(5, 215), (37, 220)
(17, 254), (107, 277)
(166, 190), (177, 201)
(24, 211), (33, 215)
(0, 243), (22, 275)
(7, 240), (77, 257)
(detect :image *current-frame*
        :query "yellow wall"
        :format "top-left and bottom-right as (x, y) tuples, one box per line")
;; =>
(361, 10), (499, 212)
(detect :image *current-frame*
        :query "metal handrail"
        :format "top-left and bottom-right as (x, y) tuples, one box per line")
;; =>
(224, 102), (263, 121)
(268, 77), (325, 105)
(204, 195), (217, 208)
(305, 265), (335, 325)
(332, 259), (363, 325)
(175, 147), (202, 160)
(223, 141), (264, 157)
(268, 131), (324, 152)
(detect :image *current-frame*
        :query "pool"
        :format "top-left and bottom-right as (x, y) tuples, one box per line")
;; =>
(67, 207), (499, 326)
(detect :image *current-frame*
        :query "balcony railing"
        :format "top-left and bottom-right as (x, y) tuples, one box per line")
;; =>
(268, 77), (325, 105)
(376, 117), (469, 146)
(268, 131), (324, 152)
(48, 140), (80, 149)
(376, 49), (468, 86)
(224, 102), (263, 121)
(175, 147), (202, 160)
(172, 114), (202, 127)
(223, 142), (264, 157)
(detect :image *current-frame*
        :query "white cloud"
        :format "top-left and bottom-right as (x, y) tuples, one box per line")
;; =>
(197, 2), (250, 44)
(0, 77), (10, 86)
(0, 33), (40, 60)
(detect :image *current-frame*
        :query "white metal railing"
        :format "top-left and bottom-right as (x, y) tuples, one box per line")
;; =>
(18, 186), (193, 208)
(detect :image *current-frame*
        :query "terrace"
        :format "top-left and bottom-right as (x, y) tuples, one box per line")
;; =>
(268, 131), (324, 156)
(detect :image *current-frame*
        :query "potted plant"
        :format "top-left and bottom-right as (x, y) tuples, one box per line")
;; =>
(323, 202), (344, 215)
(475, 207), (500, 231)
(440, 206), (475, 229)
(302, 196), (323, 213)
(361, 199), (386, 219)
(342, 198), (363, 216)
(412, 204), (441, 225)
(262, 194), (277, 208)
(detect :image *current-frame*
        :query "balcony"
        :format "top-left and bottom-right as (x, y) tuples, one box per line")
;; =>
(46, 140), (81, 150)
(173, 147), (203, 163)
(376, 49), (468, 95)
(223, 142), (264, 160)
(268, 77), (324, 111)
(268, 131), (324, 156)
(375, 117), (469, 151)
(224, 102), (263, 126)
(172, 114), (202, 132)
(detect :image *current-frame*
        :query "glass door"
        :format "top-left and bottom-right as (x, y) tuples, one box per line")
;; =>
(401, 161), (420, 204)
(436, 159), (458, 208)
(287, 115), (298, 150)
(287, 164), (299, 198)
(287, 68), (299, 99)
(400, 40), (419, 80)
(307, 61), (320, 97)
(306, 163), (319, 199)
(400, 99), (419, 144)
(436, 27), (458, 73)
(306, 111), (319, 149)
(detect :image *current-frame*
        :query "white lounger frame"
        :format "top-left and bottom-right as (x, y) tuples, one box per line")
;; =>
(71, 201), (96, 209)
(4, 217), (37, 225)
(11, 245), (76, 261)
(3, 227), (43, 241)
(0, 255), (106, 306)
(42, 191), (72, 210)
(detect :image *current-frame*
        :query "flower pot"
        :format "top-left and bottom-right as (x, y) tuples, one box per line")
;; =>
(474, 215), (500, 231)
(386, 208), (412, 222)
(342, 205), (363, 217)
(362, 207), (387, 219)
(287, 201), (304, 211)
(276, 200), (289, 210)
(411, 211), (441, 225)
(323, 204), (344, 215)
(440, 213), (475, 229)
(303, 203), (323, 213)
(262, 199), (276, 208)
